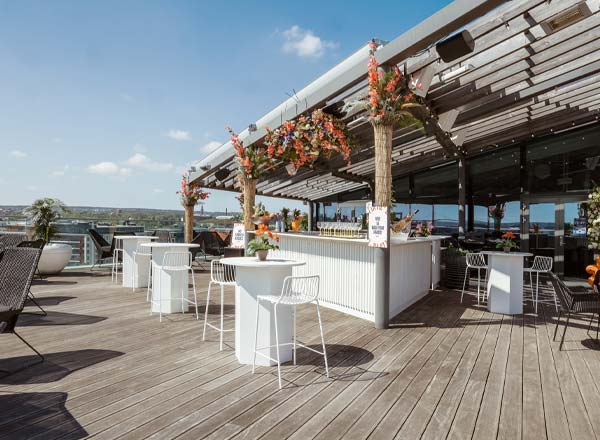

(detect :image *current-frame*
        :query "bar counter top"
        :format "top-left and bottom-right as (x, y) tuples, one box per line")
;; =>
(265, 231), (447, 246)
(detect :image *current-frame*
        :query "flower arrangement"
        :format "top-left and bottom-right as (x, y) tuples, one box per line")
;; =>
(227, 126), (272, 179)
(177, 176), (209, 206)
(247, 223), (280, 260)
(488, 202), (506, 231)
(343, 40), (422, 127)
(264, 109), (353, 175)
(497, 231), (518, 252)
(415, 222), (434, 237)
(587, 184), (600, 252)
(290, 208), (302, 231)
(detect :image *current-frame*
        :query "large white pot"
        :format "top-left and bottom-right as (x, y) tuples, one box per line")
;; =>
(37, 243), (72, 275)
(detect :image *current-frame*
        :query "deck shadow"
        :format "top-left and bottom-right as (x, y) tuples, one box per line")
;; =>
(17, 311), (107, 326)
(0, 349), (124, 384)
(25, 296), (75, 306)
(0, 392), (87, 439)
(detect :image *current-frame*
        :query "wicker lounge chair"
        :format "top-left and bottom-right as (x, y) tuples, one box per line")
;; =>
(16, 240), (46, 316)
(0, 247), (45, 375)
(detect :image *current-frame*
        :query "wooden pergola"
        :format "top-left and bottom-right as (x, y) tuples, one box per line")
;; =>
(191, 0), (600, 205)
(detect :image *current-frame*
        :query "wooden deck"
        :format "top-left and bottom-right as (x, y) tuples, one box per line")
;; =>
(1, 269), (600, 439)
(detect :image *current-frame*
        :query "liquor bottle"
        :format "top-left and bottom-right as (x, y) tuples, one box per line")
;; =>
(391, 209), (419, 233)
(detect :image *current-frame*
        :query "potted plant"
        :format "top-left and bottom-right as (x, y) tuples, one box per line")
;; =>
(497, 231), (518, 253)
(247, 224), (280, 261)
(291, 209), (302, 231)
(23, 198), (72, 275)
(415, 222), (434, 237)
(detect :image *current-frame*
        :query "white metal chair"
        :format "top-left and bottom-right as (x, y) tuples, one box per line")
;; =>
(524, 255), (555, 313)
(203, 260), (236, 351)
(132, 242), (153, 300)
(461, 252), (488, 305)
(252, 275), (329, 389)
(111, 236), (123, 283)
(150, 252), (199, 322)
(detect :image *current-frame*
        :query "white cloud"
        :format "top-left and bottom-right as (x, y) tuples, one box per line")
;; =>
(87, 161), (121, 175)
(50, 170), (65, 177)
(10, 149), (27, 159)
(200, 140), (222, 155)
(167, 129), (191, 141)
(52, 137), (63, 144)
(121, 93), (135, 102)
(280, 25), (337, 58)
(153, 188), (164, 193)
(126, 153), (174, 172)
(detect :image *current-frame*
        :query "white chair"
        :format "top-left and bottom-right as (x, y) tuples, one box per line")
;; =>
(203, 260), (236, 351)
(461, 253), (488, 305)
(524, 255), (554, 313)
(252, 275), (329, 389)
(132, 242), (153, 300)
(150, 252), (199, 322)
(111, 235), (123, 283)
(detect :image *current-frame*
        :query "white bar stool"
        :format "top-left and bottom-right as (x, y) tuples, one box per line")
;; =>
(203, 260), (236, 351)
(132, 241), (153, 299)
(524, 255), (554, 313)
(461, 252), (488, 305)
(111, 235), (123, 283)
(150, 251), (199, 322)
(252, 275), (329, 389)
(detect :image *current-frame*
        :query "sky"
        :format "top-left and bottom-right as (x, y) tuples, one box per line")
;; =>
(0, 0), (452, 213)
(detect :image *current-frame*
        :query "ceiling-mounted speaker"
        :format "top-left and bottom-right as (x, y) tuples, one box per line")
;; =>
(214, 168), (231, 182)
(410, 64), (437, 97)
(436, 30), (475, 63)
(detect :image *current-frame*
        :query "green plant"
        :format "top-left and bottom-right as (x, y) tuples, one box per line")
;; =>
(23, 198), (70, 243)
(446, 244), (468, 256)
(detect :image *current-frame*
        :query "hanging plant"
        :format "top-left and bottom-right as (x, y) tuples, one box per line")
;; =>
(227, 126), (272, 180)
(264, 109), (353, 175)
(588, 183), (600, 251)
(177, 176), (209, 206)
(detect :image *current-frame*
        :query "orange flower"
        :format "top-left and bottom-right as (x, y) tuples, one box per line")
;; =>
(502, 231), (516, 240)
(267, 231), (273, 239)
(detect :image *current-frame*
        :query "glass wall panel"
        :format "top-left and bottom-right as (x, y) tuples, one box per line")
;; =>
(469, 147), (521, 206)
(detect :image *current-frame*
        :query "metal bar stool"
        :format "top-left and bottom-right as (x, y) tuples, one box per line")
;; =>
(111, 235), (123, 283)
(251, 275), (329, 389)
(203, 260), (236, 351)
(132, 241), (153, 300)
(461, 252), (488, 305)
(524, 255), (554, 313)
(150, 251), (199, 322)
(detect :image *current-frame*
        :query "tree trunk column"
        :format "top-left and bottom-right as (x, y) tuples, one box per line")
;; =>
(184, 204), (194, 243)
(242, 176), (257, 230)
(373, 122), (394, 207)
(372, 120), (392, 330)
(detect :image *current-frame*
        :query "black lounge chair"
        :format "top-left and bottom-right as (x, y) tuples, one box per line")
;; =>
(0, 247), (45, 376)
(155, 230), (173, 243)
(190, 231), (225, 269)
(88, 229), (113, 270)
(0, 234), (27, 251)
(551, 272), (600, 350)
(17, 240), (46, 316)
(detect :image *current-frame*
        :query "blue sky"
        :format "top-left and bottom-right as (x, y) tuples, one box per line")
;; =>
(0, 0), (451, 212)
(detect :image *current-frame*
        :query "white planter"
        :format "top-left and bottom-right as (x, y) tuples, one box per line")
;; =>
(37, 243), (72, 275)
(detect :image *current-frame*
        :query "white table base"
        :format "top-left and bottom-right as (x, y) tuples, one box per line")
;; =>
(121, 238), (154, 288)
(235, 266), (293, 366)
(486, 255), (524, 315)
(151, 247), (190, 314)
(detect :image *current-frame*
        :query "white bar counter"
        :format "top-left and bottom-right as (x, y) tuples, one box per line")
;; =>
(269, 232), (445, 322)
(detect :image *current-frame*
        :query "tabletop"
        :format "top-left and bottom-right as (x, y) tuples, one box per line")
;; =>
(482, 251), (533, 257)
(220, 257), (305, 268)
(140, 242), (200, 248)
(116, 236), (158, 240)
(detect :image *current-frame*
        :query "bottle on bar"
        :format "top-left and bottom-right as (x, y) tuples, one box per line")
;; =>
(391, 209), (419, 233)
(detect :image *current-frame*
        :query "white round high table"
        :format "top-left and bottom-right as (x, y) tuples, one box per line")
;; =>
(482, 251), (533, 315)
(119, 236), (158, 288)
(220, 257), (305, 366)
(140, 242), (200, 314)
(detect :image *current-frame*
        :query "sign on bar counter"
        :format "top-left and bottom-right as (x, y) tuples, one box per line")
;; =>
(368, 205), (388, 248)
(231, 223), (245, 248)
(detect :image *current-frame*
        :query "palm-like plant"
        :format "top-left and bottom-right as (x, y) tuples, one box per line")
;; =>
(23, 198), (69, 244)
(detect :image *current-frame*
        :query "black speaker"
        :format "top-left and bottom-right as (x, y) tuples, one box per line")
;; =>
(214, 168), (231, 182)
(436, 30), (475, 63)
